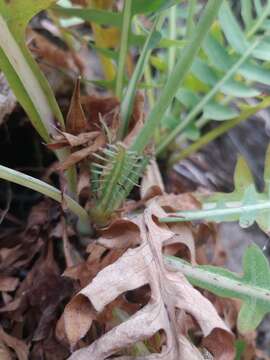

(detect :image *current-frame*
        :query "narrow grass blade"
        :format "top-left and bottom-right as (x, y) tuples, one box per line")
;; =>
(0, 165), (89, 225)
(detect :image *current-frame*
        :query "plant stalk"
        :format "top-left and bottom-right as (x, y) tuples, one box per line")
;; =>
(115, 0), (133, 98)
(0, 165), (89, 230)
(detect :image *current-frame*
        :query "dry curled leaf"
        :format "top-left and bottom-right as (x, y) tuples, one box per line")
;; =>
(64, 201), (234, 359)
(140, 159), (165, 200)
(29, 31), (84, 74)
(0, 327), (29, 360)
(0, 275), (19, 292)
(66, 79), (88, 135)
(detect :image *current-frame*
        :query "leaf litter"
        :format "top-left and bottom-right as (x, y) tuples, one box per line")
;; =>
(64, 201), (235, 359)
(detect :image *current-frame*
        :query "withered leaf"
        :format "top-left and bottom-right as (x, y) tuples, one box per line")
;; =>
(0, 327), (29, 360)
(29, 31), (84, 74)
(0, 276), (19, 292)
(64, 201), (234, 359)
(58, 133), (105, 170)
(66, 78), (88, 135)
(140, 159), (165, 200)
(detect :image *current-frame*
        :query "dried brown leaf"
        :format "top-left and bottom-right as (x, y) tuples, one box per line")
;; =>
(81, 95), (119, 131)
(157, 193), (201, 212)
(66, 79), (88, 135)
(0, 327), (29, 360)
(98, 219), (141, 249)
(29, 31), (83, 74)
(0, 276), (19, 292)
(0, 341), (13, 360)
(65, 202), (234, 359)
(59, 133), (105, 170)
(64, 295), (95, 349)
(140, 159), (165, 200)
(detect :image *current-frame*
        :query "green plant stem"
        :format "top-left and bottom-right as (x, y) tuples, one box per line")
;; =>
(168, 5), (177, 73)
(133, 18), (155, 109)
(117, 16), (161, 140)
(157, 34), (262, 155)
(115, 0), (133, 98)
(186, 0), (197, 38)
(160, 200), (270, 223)
(168, 96), (270, 165)
(131, 0), (224, 154)
(0, 165), (89, 228)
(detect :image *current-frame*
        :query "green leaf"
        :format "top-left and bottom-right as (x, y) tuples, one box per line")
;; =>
(0, 0), (77, 197)
(219, 0), (249, 54)
(160, 145), (270, 235)
(240, 0), (252, 29)
(132, 0), (180, 15)
(166, 244), (270, 333)
(54, 6), (122, 27)
(203, 34), (270, 86)
(0, 0), (64, 141)
(118, 20), (162, 138)
(203, 102), (238, 121)
(191, 59), (260, 98)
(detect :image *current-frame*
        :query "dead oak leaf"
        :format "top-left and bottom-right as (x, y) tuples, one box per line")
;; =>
(64, 202), (234, 359)
(0, 276), (19, 292)
(0, 327), (29, 360)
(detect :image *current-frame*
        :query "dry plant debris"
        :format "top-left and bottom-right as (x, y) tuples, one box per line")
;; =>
(64, 201), (235, 359)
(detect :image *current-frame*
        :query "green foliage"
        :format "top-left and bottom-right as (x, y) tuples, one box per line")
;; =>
(166, 244), (270, 333)
(0, 0), (63, 141)
(160, 144), (270, 235)
(158, 0), (270, 153)
(118, 20), (162, 139)
(0, 0), (78, 196)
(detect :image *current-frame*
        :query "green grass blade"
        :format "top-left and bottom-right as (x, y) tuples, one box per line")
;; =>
(0, 0), (78, 197)
(117, 18), (161, 139)
(0, 165), (89, 225)
(0, 0), (65, 141)
(115, 0), (133, 99)
(130, 0), (224, 154)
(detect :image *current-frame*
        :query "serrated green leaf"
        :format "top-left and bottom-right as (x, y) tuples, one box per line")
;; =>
(203, 34), (270, 86)
(160, 146), (270, 235)
(191, 59), (260, 98)
(166, 244), (270, 333)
